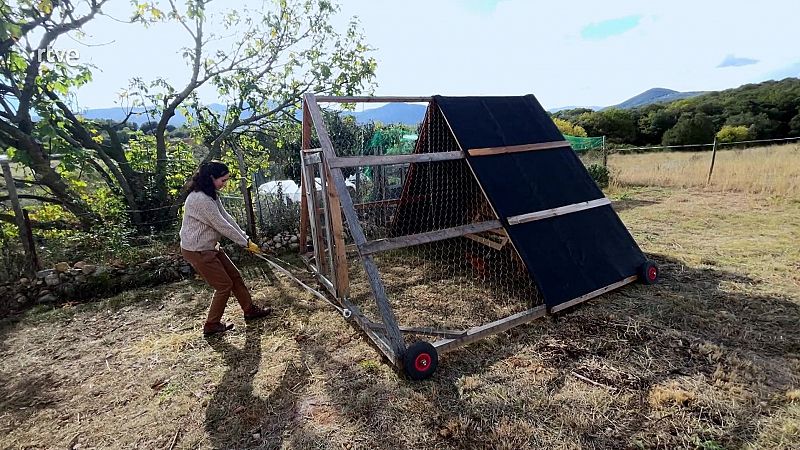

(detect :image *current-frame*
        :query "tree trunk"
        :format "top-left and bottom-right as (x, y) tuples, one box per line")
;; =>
(20, 138), (98, 229)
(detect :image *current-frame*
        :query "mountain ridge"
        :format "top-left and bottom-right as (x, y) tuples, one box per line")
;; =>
(74, 87), (711, 126)
(611, 87), (707, 109)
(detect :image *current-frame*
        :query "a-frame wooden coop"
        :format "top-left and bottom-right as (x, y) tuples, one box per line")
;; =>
(298, 93), (658, 380)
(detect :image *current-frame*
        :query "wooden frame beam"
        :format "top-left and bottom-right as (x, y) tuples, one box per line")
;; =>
(359, 220), (502, 255)
(0, 157), (37, 277)
(549, 275), (638, 314)
(300, 156), (327, 276)
(467, 140), (571, 157)
(304, 93), (407, 357)
(507, 198), (611, 226)
(367, 323), (466, 339)
(315, 96), (431, 103)
(433, 306), (547, 353)
(318, 164), (337, 287)
(298, 105), (313, 255)
(324, 164), (350, 298)
(464, 232), (509, 251)
(327, 151), (463, 168)
(338, 299), (400, 366)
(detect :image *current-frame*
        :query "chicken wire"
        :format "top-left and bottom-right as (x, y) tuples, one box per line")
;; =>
(309, 105), (543, 335)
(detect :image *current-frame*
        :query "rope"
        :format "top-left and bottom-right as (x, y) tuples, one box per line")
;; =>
(250, 252), (351, 318)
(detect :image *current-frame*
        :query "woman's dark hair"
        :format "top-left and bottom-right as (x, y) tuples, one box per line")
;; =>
(189, 160), (229, 200)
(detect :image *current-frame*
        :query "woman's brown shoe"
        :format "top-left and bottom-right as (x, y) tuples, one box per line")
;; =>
(203, 322), (234, 335)
(244, 304), (272, 321)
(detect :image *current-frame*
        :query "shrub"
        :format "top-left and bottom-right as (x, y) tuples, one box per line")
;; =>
(553, 118), (587, 137)
(716, 125), (750, 143)
(586, 164), (610, 188)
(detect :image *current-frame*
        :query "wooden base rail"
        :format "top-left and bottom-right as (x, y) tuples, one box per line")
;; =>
(433, 306), (547, 353)
(549, 276), (638, 314)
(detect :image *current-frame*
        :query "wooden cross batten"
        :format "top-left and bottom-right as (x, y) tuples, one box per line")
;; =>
(303, 93), (406, 359)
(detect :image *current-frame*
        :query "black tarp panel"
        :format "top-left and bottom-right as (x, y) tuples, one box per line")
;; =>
(435, 95), (646, 307)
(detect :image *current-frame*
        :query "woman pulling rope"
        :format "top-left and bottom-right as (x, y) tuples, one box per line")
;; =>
(179, 160), (270, 335)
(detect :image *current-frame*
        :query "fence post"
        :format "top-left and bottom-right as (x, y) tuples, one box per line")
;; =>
(602, 135), (607, 168)
(706, 137), (718, 185)
(0, 155), (38, 278)
(232, 145), (258, 240)
(22, 209), (39, 271)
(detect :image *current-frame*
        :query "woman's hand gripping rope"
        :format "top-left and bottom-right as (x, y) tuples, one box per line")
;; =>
(246, 240), (263, 255)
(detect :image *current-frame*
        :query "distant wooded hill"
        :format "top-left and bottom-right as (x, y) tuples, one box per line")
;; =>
(76, 78), (800, 147)
(609, 88), (706, 109)
(74, 88), (707, 127)
(76, 102), (428, 127)
(553, 78), (800, 146)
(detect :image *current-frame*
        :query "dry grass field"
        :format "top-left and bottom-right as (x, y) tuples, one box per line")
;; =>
(1, 168), (799, 448)
(609, 143), (800, 197)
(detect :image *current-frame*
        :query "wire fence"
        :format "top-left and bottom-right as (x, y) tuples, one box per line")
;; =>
(2, 127), (798, 284)
(610, 136), (800, 154)
(606, 136), (800, 195)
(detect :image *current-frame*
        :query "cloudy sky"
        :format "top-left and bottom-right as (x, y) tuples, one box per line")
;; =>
(70, 0), (800, 110)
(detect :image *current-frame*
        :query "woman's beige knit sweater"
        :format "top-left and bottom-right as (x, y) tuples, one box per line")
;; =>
(179, 191), (249, 251)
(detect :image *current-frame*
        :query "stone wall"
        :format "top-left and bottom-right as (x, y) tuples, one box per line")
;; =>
(0, 255), (194, 317)
(0, 234), (303, 318)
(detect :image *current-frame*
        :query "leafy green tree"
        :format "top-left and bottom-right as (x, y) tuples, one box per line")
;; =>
(789, 113), (800, 137)
(129, 0), (377, 221)
(725, 112), (781, 139)
(552, 108), (594, 125)
(0, 0), (107, 229)
(662, 112), (716, 146)
(716, 125), (750, 143)
(552, 118), (587, 137)
(576, 108), (637, 144)
(0, 0), (376, 232)
(139, 121), (158, 134)
(638, 107), (678, 144)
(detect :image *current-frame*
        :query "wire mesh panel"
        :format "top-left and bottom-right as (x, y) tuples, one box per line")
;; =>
(576, 148), (607, 167)
(219, 194), (247, 225)
(317, 104), (543, 336)
(252, 178), (302, 239)
(565, 135), (607, 168)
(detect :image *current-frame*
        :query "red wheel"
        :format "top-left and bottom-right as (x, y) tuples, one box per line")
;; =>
(404, 342), (438, 380)
(414, 353), (432, 372)
(639, 261), (659, 285)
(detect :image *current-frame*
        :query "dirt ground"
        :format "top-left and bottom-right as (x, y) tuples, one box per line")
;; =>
(1, 186), (799, 449)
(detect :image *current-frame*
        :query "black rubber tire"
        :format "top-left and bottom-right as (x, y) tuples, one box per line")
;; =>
(639, 260), (659, 285)
(404, 341), (438, 381)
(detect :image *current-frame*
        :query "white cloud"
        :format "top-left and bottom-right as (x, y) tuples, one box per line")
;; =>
(718, 55), (759, 68)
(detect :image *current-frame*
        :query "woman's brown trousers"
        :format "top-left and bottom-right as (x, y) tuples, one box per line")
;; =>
(181, 248), (253, 324)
